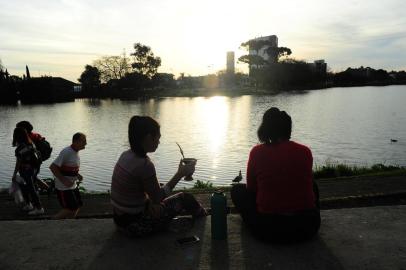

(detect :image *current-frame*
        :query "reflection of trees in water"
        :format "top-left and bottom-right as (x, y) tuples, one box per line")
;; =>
(84, 99), (102, 107)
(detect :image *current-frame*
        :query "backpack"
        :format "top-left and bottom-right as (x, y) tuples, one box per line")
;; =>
(34, 138), (53, 162)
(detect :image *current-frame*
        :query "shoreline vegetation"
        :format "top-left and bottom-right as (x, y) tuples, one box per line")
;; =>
(1, 80), (406, 106)
(1, 163), (404, 195)
(2, 40), (406, 104)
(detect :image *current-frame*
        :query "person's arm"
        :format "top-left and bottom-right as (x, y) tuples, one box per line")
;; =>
(143, 159), (195, 203)
(143, 174), (165, 204)
(12, 158), (20, 182)
(246, 148), (257, 192)
(49, 163), (75, 188)
(164, 159), (195, 191)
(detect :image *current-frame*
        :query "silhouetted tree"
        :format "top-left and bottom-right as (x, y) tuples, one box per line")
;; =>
(131, 43), (161, 78)
(239, 37), (293, 88)
(26, 65), (31, 79)
(265, 46), (292, 62)
(93, 55), (131, 82)
(78, 65), (101, 97)
(0, 60), (18, 104)
(240, 39), (268, 54)
(238, 55), (267, 69)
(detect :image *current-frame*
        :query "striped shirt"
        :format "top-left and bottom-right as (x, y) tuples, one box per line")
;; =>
(52, 146), (80, 191)
(111, 150), (167, 214)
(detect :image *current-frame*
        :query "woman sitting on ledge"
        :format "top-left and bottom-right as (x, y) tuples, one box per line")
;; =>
(231, 107), (320, 243)
(110, 116), (206, 237)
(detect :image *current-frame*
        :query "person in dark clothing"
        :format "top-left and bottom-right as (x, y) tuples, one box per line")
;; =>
(12, 127), (44, 215)
(231, 107), (320, 243)
(16, 121), (49, 191)
(111, 116), (206, 237)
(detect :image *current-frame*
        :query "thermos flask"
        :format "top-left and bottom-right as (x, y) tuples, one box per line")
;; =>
(211, 191), (227, 240)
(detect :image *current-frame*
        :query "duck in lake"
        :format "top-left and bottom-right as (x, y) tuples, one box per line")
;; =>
(390, 139), (398, 143)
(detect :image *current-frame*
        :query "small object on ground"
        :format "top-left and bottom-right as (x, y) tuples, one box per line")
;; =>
(176, 235), (200, 245)
(390, 139), (398, 142)
(232, 170), (243, 183)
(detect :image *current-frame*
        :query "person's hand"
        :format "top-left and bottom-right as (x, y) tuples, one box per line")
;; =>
(77, 174), (83, 182)
(62, 177), (75, 188)
(177, 159), (196, 178)
(147, 202), (163, 219)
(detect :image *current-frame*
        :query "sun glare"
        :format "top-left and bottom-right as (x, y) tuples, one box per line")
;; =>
(196, 96), (229, 153)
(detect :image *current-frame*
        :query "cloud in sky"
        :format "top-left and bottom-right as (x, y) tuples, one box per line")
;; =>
(1, 0), (405, 82)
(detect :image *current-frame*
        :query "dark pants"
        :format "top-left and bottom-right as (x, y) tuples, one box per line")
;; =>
(19, 168), (42, 209)
(114, 192), (206, 237)
(231, 183), (320, 243)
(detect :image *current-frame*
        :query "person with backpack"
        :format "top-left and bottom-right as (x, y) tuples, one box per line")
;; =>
(16, 121), (53, 191)
(12, 127), (44, 215)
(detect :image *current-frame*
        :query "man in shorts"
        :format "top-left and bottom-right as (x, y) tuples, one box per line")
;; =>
(50, 132), (87, 219)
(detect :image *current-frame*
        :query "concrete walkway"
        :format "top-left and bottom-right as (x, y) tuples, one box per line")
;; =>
(1, 205), (405, 270)
(1, 175), (406, 220)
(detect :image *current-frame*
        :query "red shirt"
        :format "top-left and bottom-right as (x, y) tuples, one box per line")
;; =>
(247, 141), (315, 214)
(29, 132), (43, 143)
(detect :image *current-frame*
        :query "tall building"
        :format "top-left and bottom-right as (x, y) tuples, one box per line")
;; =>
(249, 35), (278, 64)
(226, 51), (235, 74)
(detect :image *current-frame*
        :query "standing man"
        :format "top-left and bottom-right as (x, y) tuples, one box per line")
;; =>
(50, 132), (87, 219)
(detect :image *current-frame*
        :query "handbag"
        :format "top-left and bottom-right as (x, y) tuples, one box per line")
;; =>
(9, 179), (25, 205)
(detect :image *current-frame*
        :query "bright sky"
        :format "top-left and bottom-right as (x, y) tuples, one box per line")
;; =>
(1, 0), (406, 82)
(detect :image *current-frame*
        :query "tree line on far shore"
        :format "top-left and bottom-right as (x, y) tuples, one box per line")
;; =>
(1, 40), (406, 104)
(237, 37), (406, 91)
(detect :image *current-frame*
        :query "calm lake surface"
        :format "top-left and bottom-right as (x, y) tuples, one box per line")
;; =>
(1, 85), (405, 191)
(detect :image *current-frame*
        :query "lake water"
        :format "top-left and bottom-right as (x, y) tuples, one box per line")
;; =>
(1, 85), (405, 192)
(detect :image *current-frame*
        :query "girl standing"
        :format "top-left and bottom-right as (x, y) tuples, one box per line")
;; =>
(12, 127), (44, 215)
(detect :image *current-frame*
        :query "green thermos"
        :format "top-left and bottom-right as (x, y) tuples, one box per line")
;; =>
(211, 191), (228, 240)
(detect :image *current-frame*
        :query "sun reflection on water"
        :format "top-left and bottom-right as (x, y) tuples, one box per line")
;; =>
(195, 96), (229, 154)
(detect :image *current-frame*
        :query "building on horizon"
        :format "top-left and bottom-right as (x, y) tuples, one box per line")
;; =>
(249, 35), (278, 64)
(226, 51), (235, 74)
(309, 60), (327, 75)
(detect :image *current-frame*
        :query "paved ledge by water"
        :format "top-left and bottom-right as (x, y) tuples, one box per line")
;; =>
(1, 175), (406, 221)
(0, 206), (405, 270)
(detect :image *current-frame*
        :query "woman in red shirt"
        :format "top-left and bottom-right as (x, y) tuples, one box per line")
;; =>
(231, 107), (320, 243)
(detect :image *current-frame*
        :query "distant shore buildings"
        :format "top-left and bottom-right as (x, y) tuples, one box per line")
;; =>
(249, 35), (278, 64)
(0, 64), (78, 104)
(226, 51), (235, 74)
(309, 60), (327, 74)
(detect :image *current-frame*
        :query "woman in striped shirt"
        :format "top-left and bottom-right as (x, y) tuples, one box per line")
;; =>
(111, 116), (206, 237)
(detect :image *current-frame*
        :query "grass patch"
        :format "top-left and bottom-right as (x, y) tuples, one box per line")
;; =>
(192, 180), (214, 189)
(313, 163), (406, 179)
